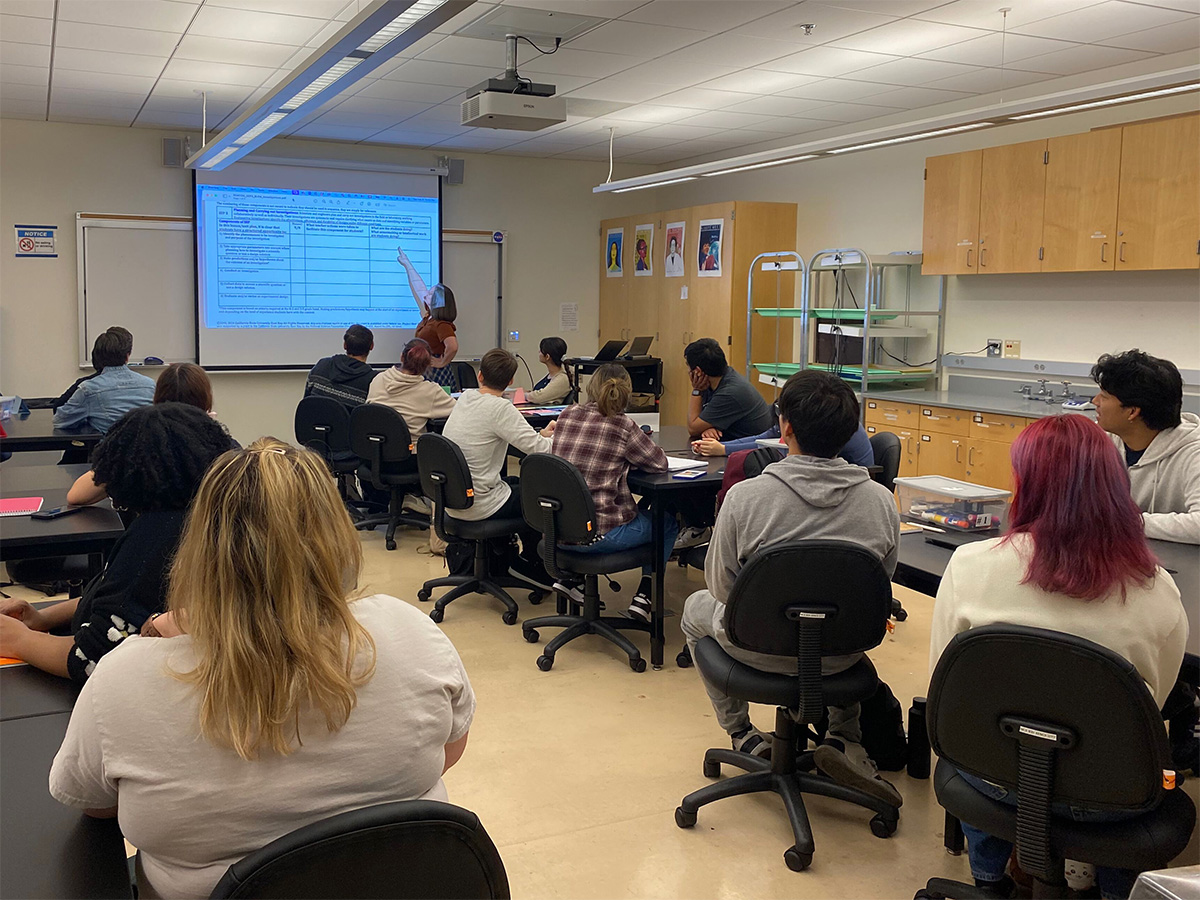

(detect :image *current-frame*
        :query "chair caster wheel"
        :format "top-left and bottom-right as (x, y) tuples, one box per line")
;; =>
(417, 589), (432, 603)
(702, 758), (721, 778)
(502, 609), (518, 626)
(536, 655), (554, 672)
(528, 590), (544, 605)
(430, 608), (444, 624)
(894, 608), (908, 622)
(385, 539), (397, 551)
(784, 847), (812, 872)
(629, 657), (646, 673)
(674, 807), (696, 828)
(870, 813), (898, 838)
(676, 650), (693, 668)
(523, 629), (539, 643)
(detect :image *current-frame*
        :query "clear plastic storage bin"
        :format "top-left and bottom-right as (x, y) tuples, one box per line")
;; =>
(893, 475), (1012, 532)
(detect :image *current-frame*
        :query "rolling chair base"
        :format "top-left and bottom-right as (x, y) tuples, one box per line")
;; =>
(676, 709), (899, 871)
(419, 574), (545, 626)
(522, 611), (649, 673)
(354, 509), (429, 551)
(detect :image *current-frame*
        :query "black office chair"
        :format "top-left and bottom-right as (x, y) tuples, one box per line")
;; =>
(295, 396), (361, 509)
(208, 800), (510, 899)
(519, 453), (653, 673)
(868, 431), (901, 493)
(675, 540), (900, 871)
(416, 433), (546, 625)
(450, 362), (478, 391)
(349, 404), (428, 551)
(916, 625), (1196, 900)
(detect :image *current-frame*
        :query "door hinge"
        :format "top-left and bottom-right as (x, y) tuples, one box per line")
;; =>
(1043, 150), (1049, 165)
(1038, 247), (1044, 260)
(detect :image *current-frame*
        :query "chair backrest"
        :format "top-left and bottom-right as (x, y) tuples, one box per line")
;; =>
(868, 431), (901, 492)
(350, 404), (415, 466)
(451, 362), (478, 391)
(416, 433), (475, 512)
(724, 540), (893, 660)
(928, 624), (1170, 814)
(208, 799), (509, 899)
(295, 396), (353, 461)
(518, 454), (596, 579)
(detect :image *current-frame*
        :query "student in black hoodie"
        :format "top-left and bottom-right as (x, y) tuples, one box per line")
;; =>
(304, 324), (377, 410)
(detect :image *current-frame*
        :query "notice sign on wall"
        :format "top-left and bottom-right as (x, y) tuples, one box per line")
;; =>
(14, 225), (57, 258)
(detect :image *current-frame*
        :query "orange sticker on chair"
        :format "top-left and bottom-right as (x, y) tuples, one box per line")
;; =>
(466, 488), (474, 497)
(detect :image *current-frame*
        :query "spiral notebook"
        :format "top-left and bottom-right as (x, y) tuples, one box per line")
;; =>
(0, 497), (43, 516)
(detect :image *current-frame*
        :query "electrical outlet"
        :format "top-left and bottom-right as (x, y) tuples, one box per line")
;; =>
(986, 339), (1001, 357)
(1003, 340), (1021, 359)
(508, 330), (520, 343)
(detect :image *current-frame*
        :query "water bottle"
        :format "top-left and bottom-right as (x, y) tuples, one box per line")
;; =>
(907, 697), (931, 779)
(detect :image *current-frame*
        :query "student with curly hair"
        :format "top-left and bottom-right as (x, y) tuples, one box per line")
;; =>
(0, 403), (232, 682)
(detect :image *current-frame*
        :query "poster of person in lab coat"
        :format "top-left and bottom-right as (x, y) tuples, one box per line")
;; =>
(664, 222), (684, 277)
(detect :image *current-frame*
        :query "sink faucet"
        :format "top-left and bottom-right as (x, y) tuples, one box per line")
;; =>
(1060, 381), (1073, 399)
(1014, 384), (1032, 397)
(1036, 379), (1050, 397)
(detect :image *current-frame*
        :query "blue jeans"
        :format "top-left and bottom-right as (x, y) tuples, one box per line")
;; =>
(569, 511), (677, 574)
(958, 771), (1139, 899)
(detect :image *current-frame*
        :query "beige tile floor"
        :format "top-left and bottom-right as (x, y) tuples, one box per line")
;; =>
(7, 523), (1198, 898)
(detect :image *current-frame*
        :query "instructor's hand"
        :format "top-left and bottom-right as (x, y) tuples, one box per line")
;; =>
(395, 246), (412, 267)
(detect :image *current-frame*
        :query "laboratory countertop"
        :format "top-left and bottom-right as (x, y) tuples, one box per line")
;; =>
(862, 388), (1094, 420)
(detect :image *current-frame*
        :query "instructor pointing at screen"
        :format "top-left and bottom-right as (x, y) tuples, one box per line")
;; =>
(397, 245), (459, 388)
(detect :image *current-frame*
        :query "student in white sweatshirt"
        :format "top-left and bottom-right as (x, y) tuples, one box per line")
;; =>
(930, 414), (1188, 900)
(1092, 349), (1200, 544)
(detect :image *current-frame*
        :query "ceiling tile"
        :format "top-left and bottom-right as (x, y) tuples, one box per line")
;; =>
(1122, 0), (1200, 11)
(56, 0), (198, 32)
(417, 35), (509, 67)
(679, 108), (793, 131)
(331, 94), (443, 120)
(308, 108), (416, 129)
(303, 20), (346, 48)
(548, 144), (611, 159)
(720, 93), (838, 116)
(518, 48), (638, 79)
(615, 146), (695, 163)
(1012, 0), (1194, 41)
(819, 0), (945, 13)
(160, 57), (277, 86)
(1100, 18), (1200, 51)
(648, 87), (750, 109)
(733, 3), (899, 43)
(152, 79), (254, 102)
(367, 127), (454, 147)
(430, 131), (523, 150)
(205, 0), (346, 17)
(53, 21), (181, 56)
(637, 122), (726, 140)
(919, 32), (1080, 64)
(615, 57), (739, 86)
(603, 103), (700, 124)
(288, 122), (380, 141)
(914, 0), (1106, 30)
(50, 85), (149, 105)
(365, 34), (446, 69)
(384, 59), (499, 87)
(431, 4), (498, 36)
(621, 1), (793, 32)
(779, 76), (903, 101)
(0, 13), (53, 43)
(923, 66), (1059, 93)
(762, 46), (900, 76)
(867, 83), (977, 107)
(655, 33), (807, 68)
(843, 56), (987, 86)
(51, 111), (137, 125)
(0, 80), (47, 100)
(1, 2), (55, 18)
(803, 100), (907, 121)
(141, 94), (238, 115)
(0, 98), (46, 117)
(566, 20), (710, 57)
(385, 102), (468, 133)
(53, 47), (168, 77)
(1009, 42), (1156, 72)
(697, 68), (823, 94)
(0, 40), (49, 66)
(832, 19), (990, 55)
(564, 73), (674, 103)
(173, 34), (300, 67)
(501, 0), (646, 17)
(188, 5), (325, 44)
(135, 109), (208, 127)
(53, 69), (156, 92)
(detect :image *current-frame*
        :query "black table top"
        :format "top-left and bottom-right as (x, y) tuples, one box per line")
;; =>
(0, 465), (124, 561)
(0, 409), (103, 452)
(0, 663), (79, 722)
(0, 713), (132, 899)
(565, 356), (661, 370)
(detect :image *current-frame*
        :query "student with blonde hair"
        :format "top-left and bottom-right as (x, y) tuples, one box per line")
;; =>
(552, 363), (676, 622)
(50, 438), (475, 900)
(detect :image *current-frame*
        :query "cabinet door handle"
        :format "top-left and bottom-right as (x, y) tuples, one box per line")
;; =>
(965, 248), (973, 268)
(979, 248), (987, 268)
(954, 443), (961, 463)
(1119, 241), (1126, 263)
(967, 447), (975, 466)
(1100, 242), (1108, 263)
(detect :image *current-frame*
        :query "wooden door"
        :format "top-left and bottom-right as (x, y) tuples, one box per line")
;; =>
(964, 438), (1014, 492)
(1042, 130), (1121, 272)
(1116, 113), (1200, 270)
(978, 140), (1047, 274)
(922, 150), (982, 275)
(917, 431), (967, 479)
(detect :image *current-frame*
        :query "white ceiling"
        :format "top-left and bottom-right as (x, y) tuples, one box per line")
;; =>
(1, 0), (1197, 166)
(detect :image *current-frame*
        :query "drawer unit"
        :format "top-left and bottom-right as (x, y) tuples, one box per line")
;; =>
(866, 424), (918, 477)
(920, 405), (970, 436)
(969, 412), (1029, 441)
(864, 400), (920, 430)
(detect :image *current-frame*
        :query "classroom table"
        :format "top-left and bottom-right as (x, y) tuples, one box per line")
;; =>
(0, 409), (103, 453)
(0, 663), (80, 721)
(0, 712), (132, 899)
(0, 464), (124, 563)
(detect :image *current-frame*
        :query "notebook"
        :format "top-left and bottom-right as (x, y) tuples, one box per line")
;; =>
(665, 456), (707, 471)
(0, 497), (42, 516)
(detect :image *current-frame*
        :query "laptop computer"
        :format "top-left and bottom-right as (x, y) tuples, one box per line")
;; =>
(625, 335), (653, 358)
(589, 339), (629, 361)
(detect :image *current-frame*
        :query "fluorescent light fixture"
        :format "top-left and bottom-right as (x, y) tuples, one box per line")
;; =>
(187, 0), (475, 171)
(826, 122), (993, 154)
(1008, 82), (1200, 120)
(700, 154), (818, 177)
(612, 176), (698, 192)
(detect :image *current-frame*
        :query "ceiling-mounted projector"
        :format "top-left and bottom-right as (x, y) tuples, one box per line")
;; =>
(461, 33), (567, 131)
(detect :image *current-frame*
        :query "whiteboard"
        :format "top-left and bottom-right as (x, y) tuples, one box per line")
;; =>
(76, 215), (502, 368)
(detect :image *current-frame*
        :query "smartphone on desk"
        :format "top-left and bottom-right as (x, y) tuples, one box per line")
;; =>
(31, 506), (84, 520)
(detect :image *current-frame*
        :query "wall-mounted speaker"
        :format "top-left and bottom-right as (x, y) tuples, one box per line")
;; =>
(162, 137), (184, 168)
(445, 157), (464, 185)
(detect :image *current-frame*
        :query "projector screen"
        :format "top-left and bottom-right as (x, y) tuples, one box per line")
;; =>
(194, 162), (441, 369)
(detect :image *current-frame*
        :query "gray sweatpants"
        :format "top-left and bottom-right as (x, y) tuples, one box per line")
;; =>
(681, 588), (863, 743)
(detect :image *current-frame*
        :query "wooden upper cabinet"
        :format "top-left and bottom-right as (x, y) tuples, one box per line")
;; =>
(1042, 129), (1122, 272)
(922, 150), (982, 275)
(978, 140), (1047, 274)
(1116, 114), (1200, 270)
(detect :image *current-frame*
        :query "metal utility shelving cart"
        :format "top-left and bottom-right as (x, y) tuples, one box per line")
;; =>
(746, 249), (947, 406)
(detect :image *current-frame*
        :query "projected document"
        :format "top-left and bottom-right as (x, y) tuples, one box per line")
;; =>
(195, 184), (439, 329)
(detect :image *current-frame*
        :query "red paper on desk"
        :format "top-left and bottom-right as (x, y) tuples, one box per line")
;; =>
(0, 497), (42, 517)
(512, 388), (527, 404)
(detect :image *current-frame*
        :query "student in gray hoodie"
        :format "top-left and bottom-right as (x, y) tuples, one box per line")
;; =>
(681, 370), (902, 808)
(1092, 350), (1200, 544)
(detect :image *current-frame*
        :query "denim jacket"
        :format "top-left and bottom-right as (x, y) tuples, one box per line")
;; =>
(53, 365), (155, 433)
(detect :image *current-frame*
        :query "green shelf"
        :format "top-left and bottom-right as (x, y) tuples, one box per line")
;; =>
(752, 362), (803, 377)
(753, 362), (934, 384)
(752, 308), (899, 321)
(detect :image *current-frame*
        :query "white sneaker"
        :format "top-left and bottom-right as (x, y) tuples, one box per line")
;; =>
(673, 526), (711, 550)
(553, 581), (585, 606)
(401, 494), (431, 515)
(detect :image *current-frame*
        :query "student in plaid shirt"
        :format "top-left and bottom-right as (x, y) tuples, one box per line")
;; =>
(551, 364), (679, 622)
